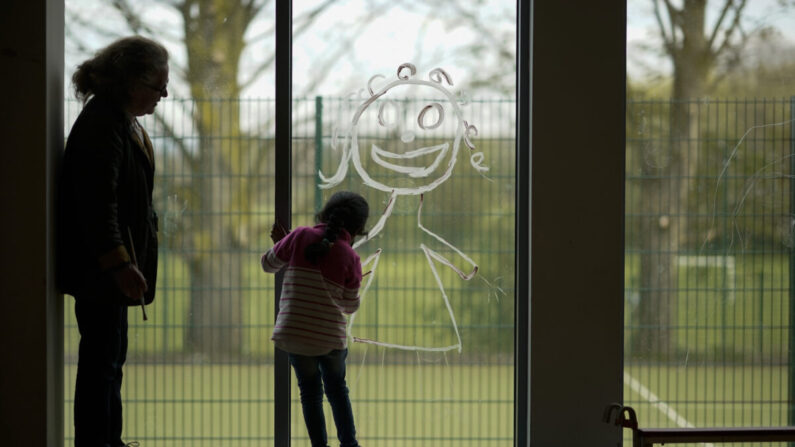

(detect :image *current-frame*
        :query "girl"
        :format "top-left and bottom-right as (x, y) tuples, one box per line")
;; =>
(261, 191), (369, 447)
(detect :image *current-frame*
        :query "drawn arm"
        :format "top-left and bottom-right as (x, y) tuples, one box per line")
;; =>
(416, 194), (478, 280)
(346, 249), (381, 339)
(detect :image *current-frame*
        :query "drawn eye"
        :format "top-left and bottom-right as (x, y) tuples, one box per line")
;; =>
(417, 103), (444, 130)
(377, 100), (399, 129)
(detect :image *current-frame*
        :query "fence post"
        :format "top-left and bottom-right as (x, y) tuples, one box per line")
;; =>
(315, 95), (323, 213)
(789, 96), (795, 431)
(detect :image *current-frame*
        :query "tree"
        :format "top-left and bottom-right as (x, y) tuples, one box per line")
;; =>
(633, 0), (755, 357)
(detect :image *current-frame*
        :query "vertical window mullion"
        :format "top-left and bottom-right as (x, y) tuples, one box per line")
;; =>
(274, 2), (293, 446)
(515, 0), (531, 446)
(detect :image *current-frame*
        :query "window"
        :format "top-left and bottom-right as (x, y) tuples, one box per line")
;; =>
(286, 2), (518, 444)
(63, 1), (517, 445)
(625, 1), (795, 443)
(63, 1), (280, 444)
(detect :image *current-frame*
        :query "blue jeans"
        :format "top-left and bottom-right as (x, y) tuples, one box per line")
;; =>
(289, 349), (359, 447)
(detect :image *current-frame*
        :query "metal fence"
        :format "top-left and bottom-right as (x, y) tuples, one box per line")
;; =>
(63, 96), (795, 445)
(63, 96), (517, 446)
(624, 97), (795, 445)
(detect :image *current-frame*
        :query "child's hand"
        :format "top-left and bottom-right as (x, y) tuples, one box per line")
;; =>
(271, 221), (289, 243)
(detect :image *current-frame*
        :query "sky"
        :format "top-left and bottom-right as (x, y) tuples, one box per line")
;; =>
(64, 0), (795, 98)
(65, 0), (515, 98)
(626, 0), (795, 81)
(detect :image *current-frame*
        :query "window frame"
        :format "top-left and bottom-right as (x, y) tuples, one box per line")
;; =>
(271, 1), (625, 446)
(0, 0), (625, 445)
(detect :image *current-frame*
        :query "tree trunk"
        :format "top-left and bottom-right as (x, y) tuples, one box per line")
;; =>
(634, 0), (710, 359)
(181, 0), (251, 356)
(187, 245), (244, 359)
(635, 171), (676, 358)
(184, 98), (248, 357)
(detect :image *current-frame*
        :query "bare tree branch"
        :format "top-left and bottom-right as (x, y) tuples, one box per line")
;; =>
(235, 0), (267, 32)
(239, 53), (275, 92)
(238, 0), (274, 43)
(239, 0), (336, 90)
(66, 9), (121, 45)
(98, 0), (189, 79)
(242, 0), (268, 19)
(711, 0), (748, 57)
(243, 23), (275, 44)
(293, 0), (338, 34)
(707, 0), (736, 50)
(296, 3), (395, 96)
(111, 0), (157, 36)
(652, 0), (674, 54)
(664, 0), (682, 47)
(241, 0), (395, 91)
(152, 107), (199, 171)
(446, 2), (506, 50)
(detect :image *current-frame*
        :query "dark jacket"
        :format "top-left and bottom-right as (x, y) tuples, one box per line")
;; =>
(57, 95), (158, 305)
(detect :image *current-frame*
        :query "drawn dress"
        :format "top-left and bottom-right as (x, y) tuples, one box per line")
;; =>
(319, 63), (486, 353)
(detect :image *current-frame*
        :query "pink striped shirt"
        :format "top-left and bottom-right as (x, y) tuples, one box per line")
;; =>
(261, 224), (362, 355)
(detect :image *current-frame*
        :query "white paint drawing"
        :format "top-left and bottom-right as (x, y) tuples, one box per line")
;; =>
(320, 63), (487, 353)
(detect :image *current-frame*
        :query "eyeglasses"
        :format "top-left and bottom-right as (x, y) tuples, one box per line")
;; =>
(141, 81), (168, 96)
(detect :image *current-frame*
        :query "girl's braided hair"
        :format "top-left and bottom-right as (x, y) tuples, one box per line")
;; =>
(305, 191), (369, 264)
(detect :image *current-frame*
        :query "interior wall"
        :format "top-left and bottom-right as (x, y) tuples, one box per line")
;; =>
(0, 1), (64, 445)
(529, 1), (626, 445)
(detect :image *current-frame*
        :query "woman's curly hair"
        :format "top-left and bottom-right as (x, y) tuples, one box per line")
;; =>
(72, 35), (168, 105)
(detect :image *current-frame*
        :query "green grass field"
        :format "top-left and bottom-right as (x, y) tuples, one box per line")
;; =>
(61, 249), (793, 445)
(64, 362), (514, 447)
(62, 362), (789, 446)
(624, 365), (790, 446)
(625, 365), (789, 426)
(624, 252), (792, 361)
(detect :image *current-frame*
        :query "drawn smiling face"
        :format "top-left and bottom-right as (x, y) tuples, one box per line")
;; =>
(369, 95), (454, 179)
(348, 78), (466, 196)
(318, 64), (484, 195)
(370, 138), (450, 180)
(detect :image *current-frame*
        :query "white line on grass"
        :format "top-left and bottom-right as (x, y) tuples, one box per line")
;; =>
(624, 371), (715, 447)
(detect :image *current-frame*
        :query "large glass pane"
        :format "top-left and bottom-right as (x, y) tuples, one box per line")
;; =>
(290, 2), (517, 445)
(64, 1), (277, 445)
(625, 1), (795, 444)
